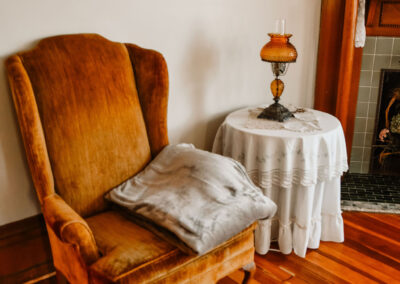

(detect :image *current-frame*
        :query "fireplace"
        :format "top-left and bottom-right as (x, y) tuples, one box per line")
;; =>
(315, 1), (400, 208)
(349, 36), (400, 174)
(343, 68), (400, 207)
(370, 69), (400, 175)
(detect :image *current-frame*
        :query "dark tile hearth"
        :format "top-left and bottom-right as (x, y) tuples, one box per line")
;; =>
(341, 173), (400, 204)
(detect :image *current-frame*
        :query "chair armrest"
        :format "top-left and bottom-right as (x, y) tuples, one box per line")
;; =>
(42, 194), (100, 264)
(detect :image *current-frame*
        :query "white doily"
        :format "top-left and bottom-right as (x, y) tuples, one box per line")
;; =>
(246, 107), (322, 132)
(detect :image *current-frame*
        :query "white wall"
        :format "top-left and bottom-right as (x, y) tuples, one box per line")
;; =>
(0, 0), (321, 225)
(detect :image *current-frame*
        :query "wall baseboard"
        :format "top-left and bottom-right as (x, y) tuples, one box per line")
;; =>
(0, 214), (54, 283)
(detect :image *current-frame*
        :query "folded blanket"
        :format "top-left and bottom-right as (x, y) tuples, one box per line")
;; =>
(106, 143), (277, 255)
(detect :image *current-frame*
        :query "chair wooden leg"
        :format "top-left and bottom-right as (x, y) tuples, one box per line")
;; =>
(55, 269), (68, 284)
(242, 262), (256, 284)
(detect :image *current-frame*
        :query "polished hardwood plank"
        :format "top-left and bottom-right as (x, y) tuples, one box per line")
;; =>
(219, 212), (400, 283)
(364, 212), (400, 228)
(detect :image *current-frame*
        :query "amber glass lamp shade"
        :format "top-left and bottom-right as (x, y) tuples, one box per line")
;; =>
(260, 33), (297, 63)
(257, 33), (298, 122)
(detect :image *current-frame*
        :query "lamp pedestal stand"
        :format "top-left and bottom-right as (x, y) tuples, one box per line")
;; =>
(257, 100), (294, 122)
(258, 33), (297, 122)
(258, 75), (294, 122)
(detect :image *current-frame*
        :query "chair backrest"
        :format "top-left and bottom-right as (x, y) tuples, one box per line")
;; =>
(6, 34), (169, 217)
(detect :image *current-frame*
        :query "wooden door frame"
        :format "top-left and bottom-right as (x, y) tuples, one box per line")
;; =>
(314, 0), (362, 159)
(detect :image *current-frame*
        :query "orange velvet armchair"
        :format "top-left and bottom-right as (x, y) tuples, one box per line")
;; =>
(6, 34), (256, 283)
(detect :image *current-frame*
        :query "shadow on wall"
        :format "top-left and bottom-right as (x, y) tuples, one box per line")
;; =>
(203, 112), (230, 151)
(178, 30), (224, 150)
(295, 12), (318, 108)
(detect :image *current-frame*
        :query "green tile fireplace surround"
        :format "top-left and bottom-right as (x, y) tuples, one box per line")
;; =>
(350, 36), (400, 174)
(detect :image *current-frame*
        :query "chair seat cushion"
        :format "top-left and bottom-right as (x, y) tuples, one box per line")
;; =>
(106, 143), (276, 255)
(86, 211), (255, 283)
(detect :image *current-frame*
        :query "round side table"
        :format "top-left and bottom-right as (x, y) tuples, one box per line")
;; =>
(213, 107), (348, 257)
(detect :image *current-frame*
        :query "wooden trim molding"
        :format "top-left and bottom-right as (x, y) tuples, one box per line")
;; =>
(366, 0), (379, 26)
(314, 0), (361, 158)
(314, 0), (346, 115)
(335, 0), (359, 140)
(0, 214), (54, 283)
(366, 0), (400, 36)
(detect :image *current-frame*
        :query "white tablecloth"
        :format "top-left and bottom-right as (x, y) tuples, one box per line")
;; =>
(212, 107), (348, 257)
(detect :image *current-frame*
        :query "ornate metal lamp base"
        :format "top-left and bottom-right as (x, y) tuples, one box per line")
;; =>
(257, 102), (294, 122)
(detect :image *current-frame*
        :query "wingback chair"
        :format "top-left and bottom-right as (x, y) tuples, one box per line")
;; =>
(6, 34), (256, 283)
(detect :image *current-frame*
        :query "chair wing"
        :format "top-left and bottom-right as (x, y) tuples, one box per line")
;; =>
(6, 34), (171, 216)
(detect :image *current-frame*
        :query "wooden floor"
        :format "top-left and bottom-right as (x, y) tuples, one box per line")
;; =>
(219, 212), (400, 283)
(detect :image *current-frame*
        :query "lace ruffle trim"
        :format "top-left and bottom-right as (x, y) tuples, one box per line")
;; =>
(248, 160), (348, 189)
(258, 212), (343, 236)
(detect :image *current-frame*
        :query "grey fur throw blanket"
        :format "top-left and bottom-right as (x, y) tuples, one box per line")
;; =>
(106, 144), (277, 255)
